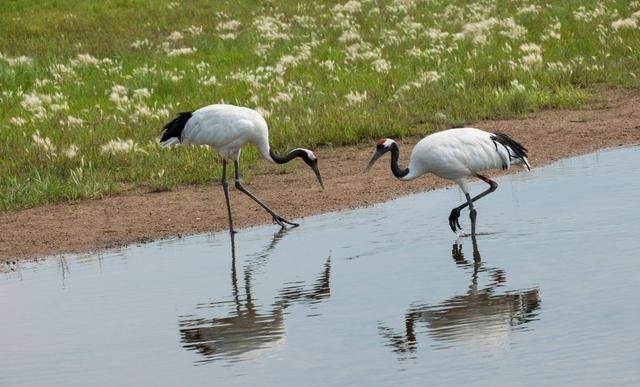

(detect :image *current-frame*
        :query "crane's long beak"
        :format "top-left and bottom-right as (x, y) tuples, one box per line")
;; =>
(365, 149), (385, 172)
(311, 163), (324, 190)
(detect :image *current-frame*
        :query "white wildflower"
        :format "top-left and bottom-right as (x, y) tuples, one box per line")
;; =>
(21, 93), (45, 113)
(371, 58), (391, 73)
(229, 69), (268, 89)
(345, 90), (367, 105)
(454, 17), (501, 45)
(50, 63), (77, 81)
(201, 75), (218, 86)
(100, 138), (146, 155)
(219, 33), (238, 40)
(461, 18), (498, 36)
(167, 31), (184, 41)
(434, 112), (447, 121)
(185, 25), (203, 36)
(165, 47), (197, 56)
(155, 107), (171, 119)
(389, 0), (416, 13)
(381, 29), (403, 46)
(421, 71), (442, 83)
(254, 106), (271, 119)
(332, 0), (362, 14)
(109, 84), (129, 107)
(345, 41), (379, 61)
(320, 60), (335, 71)
(253, 15), (290, 41)
(32, 131), (57, 158)
(293, 14), (315, 29)
(34, 79), (52, 88)
(425, 28), (449, 41)
(510, 79), (526, 92)
(218, 20), (242, 31)
(133, 88), (151, 99)
(547, 61), (572, 73)
(520, 43), (542, 54)
(9, 117), (27, 127)
(20, 92), (68, 119)
(65, 116), (84, 128)
(407, 47), (426, 58)
(98, 57), (116, 68)
(521, 52), (543, 69)
(130, 104), (154, 121)
(277, 54), (299, 69)
(195, 61), (209, 73)
(612, 17), (638, 30)
(130, 38), (151, 49)
(499, 18), (527, 40)
(542, 22), (562, 41)
(517, 5), (540, 15)
(573, 5), (609, 22)
(49, 101), (69, 112)
(64, 144), (79, 159)
(4, 55), (32, 66)
(270, 92), (294, 104)
(392, 70), (442, 101)
(75, 53), (99, 66)
(338, 28), (361, 43)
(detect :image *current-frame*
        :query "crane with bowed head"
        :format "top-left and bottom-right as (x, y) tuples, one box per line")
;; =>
(160, 104), (324, 235)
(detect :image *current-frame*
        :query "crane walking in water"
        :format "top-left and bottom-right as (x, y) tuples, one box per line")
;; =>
(160, 104), (324, 235)
(366, 128), (530, 236)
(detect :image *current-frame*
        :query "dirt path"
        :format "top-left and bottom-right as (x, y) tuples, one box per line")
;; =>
(2, 89), (639, 262)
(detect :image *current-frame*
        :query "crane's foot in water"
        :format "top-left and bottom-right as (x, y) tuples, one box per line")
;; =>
(272, 214), (299, 229)
(448, 208), (462, 232)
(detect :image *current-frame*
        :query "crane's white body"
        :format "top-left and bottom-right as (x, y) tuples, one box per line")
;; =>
(177, 104), (273, 161)
(403, 128), (529, 193)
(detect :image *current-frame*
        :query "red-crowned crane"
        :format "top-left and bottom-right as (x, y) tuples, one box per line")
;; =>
(160, 104), (324, 235)
(366, 128), (530, 236)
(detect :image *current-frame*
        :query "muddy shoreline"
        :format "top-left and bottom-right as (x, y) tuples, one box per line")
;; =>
(2, 88), (639, 262)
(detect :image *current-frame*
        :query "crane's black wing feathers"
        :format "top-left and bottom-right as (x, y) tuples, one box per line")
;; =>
(490, 132), (529, 170)
(161, 111), (193, 143)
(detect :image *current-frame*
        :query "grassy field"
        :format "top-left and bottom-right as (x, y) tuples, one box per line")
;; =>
(1, 0), (639, 211)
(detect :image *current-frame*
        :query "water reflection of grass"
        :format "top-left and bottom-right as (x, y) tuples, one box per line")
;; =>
(1, 1), (639, 210)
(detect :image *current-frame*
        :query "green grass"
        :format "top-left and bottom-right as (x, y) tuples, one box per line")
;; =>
(1, 0), (639, 210)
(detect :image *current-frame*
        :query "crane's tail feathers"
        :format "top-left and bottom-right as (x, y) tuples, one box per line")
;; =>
(491, 133), (531, 171)
(160, 111), (192, 145)
(519, 156), (532, 171)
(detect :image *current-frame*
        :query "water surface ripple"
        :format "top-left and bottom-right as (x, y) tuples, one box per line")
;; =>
(2, 146), (640, 387)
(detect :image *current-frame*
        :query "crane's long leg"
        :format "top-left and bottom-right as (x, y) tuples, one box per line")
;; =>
(448, 174), (498, 235)
(233, 160), (299, 229)
(221, 159), (236, 235)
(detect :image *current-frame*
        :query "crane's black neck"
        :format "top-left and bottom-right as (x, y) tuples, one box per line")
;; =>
(269, 148), (306, 164)
(389, 142), (410, 178)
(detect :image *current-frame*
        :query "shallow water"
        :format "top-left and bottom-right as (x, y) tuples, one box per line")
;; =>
(2, 146), (640, 387)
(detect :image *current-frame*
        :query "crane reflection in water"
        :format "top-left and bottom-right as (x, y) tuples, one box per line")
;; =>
(378, 237), (540, 357)
(178, 229), (331, 365)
